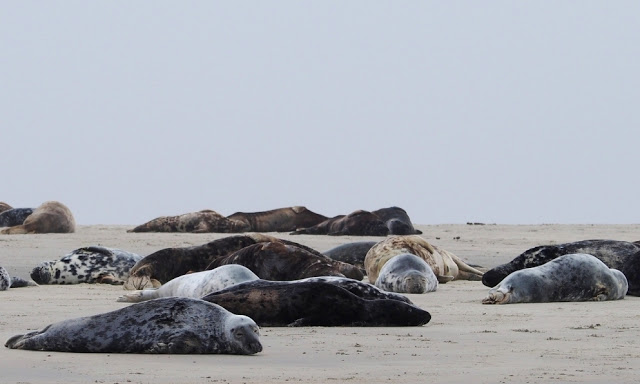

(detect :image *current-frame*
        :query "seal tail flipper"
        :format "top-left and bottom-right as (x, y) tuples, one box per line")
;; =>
(482, 290), (509, 304)
(446, 251), (485, 277)
(117, 288), (159, 303)
(10, 277), (38, 288)
(5, 333), (27, 349)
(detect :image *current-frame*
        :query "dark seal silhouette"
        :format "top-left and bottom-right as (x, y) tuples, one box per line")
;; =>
(227, 206), (328, 232)
(290, 210), (389, 236)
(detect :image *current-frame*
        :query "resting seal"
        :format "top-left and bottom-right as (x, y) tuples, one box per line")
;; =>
(118, 265), (260, 303)
(481, 239), (640, 295)
(31, 246), (142, 285)
(0, 201), (75, 234)
(0, 266), (38, 290)
(0, 208), (33, 227)
(0, 202), (12, 213)
(372, 207), (422, 235)
(205, 242), (364, 281)
(482, 253), (628, 304)
(290, 210), (389, 236)
(364, 235), (484, 283)
(202, 281), (430, 327)
(227, 206), (328, 232)
(322, 241), (377, 274)
(374, 253), (438, 294)
(5, 297), (262, 354)
(127, 209), (250, 233)
(0, 266), (9, 291)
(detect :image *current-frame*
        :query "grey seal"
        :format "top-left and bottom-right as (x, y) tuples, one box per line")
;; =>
(372, 206), (422, 235)
(1, 201), (75, 234)
(127, 209), (250, 233)
(290, 210), (389, 236)
(322, 241), (377, 274)
(374, 253), (438, 294)
(0, 208), (34, 227)
(227, 206), (328, 232)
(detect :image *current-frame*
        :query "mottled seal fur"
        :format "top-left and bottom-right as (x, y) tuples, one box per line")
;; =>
(118, 265), (260, 303)
(481, 239), (640, 295)
(205, 242), (364, 281)
(322, 241), (377, 274)
(5, 297), (262, 354)
(30, 246), (142, 285)
(124, 234), (319, 290)
(0, 266), (38, 290)
(375, 253), (438, 294)
(128, 209), (250, 233)
(0, 266), (9, 291)
(0, 201), (75, 234)
(0, 208), (34, 227)
(227, 206), (328, 232)
(482, 253), (628, 304)
(202, 281), (431, 327)
(365, 235), (484, 283)
(372, 207), (422, 235)
(290, 210), (389, 236)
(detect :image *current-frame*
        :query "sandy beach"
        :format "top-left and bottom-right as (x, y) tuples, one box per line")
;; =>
(1, 224), (639, 384)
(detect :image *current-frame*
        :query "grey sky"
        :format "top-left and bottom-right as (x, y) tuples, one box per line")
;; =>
(2, 2), (639, 225)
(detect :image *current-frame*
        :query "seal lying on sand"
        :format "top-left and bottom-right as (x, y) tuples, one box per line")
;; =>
(0, 266), (38, 290)
(118, 265), (260, 303)
(374, 253), (438, 294)
(5, 297), (263, 354)
(322, 241), (377, 274)
(227, 206), (328, 232)
(202, 281), (431, 327)
(205, 242), (364, 281)
(0, 202), (12, 213)
(0, 208), (34, 227)
(482, 253), (628, 304)
(31, 246), (142, 285)
(128, 210), (250, 233)
(0, 201), (75, 234)
(481, 239), (640, 295)
(290, 210), (389, 236)
(365, 235), (484, 283)
(372, 207), (422, 235)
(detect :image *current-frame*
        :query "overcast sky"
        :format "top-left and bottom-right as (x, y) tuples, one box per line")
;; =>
(2, 2), (639, 225)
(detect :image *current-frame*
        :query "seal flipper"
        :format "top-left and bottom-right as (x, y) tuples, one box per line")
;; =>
(117, 288), (160, 303)
(10, 276), (38, 288)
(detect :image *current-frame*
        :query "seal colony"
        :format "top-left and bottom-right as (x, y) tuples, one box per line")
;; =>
(5, 297), (263, 354)
(0, 201), (75, 234)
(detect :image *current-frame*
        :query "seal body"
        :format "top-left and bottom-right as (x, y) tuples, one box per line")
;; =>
(227, 206), (328, 232)
(205, 242), (364, 281)
(0, 208), (34, 227)
(374, 253), (438, 294)
(202, 281), (430, 327)
(0, 202), (12, 213)
(290, 210), (390, 236)
(30, 246), (142, 285)
(365, 235), (484, 283)
(0, 201), (75, 234)
(127, 210), (251, 233)
(118, 265), (260, 303)
(482, 253), (628, 304)
(481, 240), (640, 295)
(5, 297), (263, 354)
(322, 241), (377, 274)
(0, 266), (9, 291)
(372, 207), (422, 235)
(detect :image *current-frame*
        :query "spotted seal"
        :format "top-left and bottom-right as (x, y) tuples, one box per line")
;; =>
(372, 207), (422, 235)
(118, 265), (260, 303)
(364, 235), (484, 283)
(290, 210), (389, 236)
(374, 253), (438, 294)
(482, 253), (628, 304)
(0, 266), (9, 291)
(205, 241), (364, 281)
(5, 297), (262, 354)
(202, 280), (431, 327)
(0, 208), (33, 227)
(481, 239), (640, 295)
(30, 246), (142, 285)
(127, 209), (250, 233)
(322, 241), (377, 274)
(227, 206), (328, 232)
(0, 266), (37, 290)
(0, 201), (75, 234)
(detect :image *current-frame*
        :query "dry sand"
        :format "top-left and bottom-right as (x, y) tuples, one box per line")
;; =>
(1, 224), (640, 383)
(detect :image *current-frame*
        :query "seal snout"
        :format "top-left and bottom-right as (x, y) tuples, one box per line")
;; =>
(403, 274), (428, 294)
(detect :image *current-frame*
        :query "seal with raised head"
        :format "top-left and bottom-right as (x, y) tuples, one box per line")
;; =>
(227, 206), (328, 232)
(372, 206), (422, 235)
(290, 210), (390, 236)
(322, 241), (378, 274)
(128, 209), (250, 233)
(364, 235), (484, 284)
(482, 253), (628, 304)
(0, 208), (33, 227)
(30, 246), (142, 285)
(5, 297), (263, 354)
(118, 265), (260, 303)
(1, 201), (75, 234)
(202, 280), (431, 327)
(374, 253), (438, 294)
(205, 241), (364, 281)
(481, 239), (640, 295)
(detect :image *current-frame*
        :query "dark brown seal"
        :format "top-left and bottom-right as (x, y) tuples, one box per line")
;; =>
(127, 209), (250, 233)
(227, 206), (328, 232)
(372, 206), (422, 235)
(290, 210), (389, 236)
(0, 201), (75, 234)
